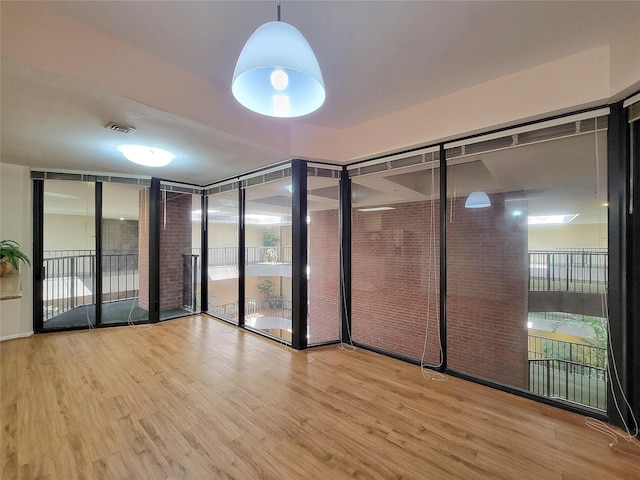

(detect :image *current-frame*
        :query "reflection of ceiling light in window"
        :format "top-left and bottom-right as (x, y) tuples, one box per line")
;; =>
(527, 321), (533, 329)
(245, 214), (283, 224)
(528, 214), (579, 225)
(358, 207), (396, 212)
(192, 209), (219, 221)
(119, 145), (175, 167)
(601, 203), (609, 207)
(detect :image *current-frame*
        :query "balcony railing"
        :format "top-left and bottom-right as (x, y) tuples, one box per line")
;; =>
(528, 334), (606, 368)
(528, 334), (607, 410)
(43, 254), (97, 320)
(194, 247), (293, 267)
(529, 249), (608, 293)
(529, 358), (606, 410)
(208, 298), (293, 323)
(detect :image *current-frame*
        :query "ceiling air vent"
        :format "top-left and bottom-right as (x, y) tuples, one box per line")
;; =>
(105, 122), (136, 135)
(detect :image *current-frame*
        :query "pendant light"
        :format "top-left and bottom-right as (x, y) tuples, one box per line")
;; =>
(465, 191), (491, 209)
(232, 2), (325, 118)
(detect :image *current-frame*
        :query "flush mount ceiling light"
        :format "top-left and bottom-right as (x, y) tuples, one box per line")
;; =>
(464, 191), (491, 209)
(232, 2), (325, 118)
(119, 145), (175, 167)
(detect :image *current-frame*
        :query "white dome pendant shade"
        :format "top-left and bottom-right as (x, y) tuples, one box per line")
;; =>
(465, 191), (491, 209)
(232, 19), (325, 118)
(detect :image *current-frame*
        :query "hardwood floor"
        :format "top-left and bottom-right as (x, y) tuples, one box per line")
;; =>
(2, 315), (638, 479)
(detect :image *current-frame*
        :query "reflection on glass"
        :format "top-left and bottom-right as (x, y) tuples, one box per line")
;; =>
(42, 180), (96, 329)
(307, 168), (340, 344)
(206, 188), (240, 324)
(101, 183), (148, 325)
(350, 156), (441, 364)
(244, 175), (292, 343)
(446, 123), (608, 411)
(157, 190), (201, 321)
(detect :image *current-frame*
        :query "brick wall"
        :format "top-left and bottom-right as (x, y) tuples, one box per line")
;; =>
(138, 191), (193, 312)
(352, 200), (441, 365)
(308, 209), (340, 344)
(447, 193), (528, 388)
(159, 192), (194, 311)
(351, 193), (528, 388)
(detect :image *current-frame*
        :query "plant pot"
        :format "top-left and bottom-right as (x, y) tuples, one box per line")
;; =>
(0, 260), (14, 277)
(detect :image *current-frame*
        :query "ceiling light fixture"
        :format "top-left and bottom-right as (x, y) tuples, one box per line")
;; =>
(232, 2), (325, 118)
(358, 207), (396, 212)
(119, 145), (175, 167)
(528, 214), (579, 225)
(465, 191), (491, 209)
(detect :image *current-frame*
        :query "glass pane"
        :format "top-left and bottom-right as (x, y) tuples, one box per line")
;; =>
(351, 158), (441, 364)
(206, 189), (239, 324)
(42, 180), (96, 329)
(446, 123), (608, 411)
(156, 190), (201, 321)
(307, 169), (340, 345)
(244, 174), (292, 343)
(101, 183), (148, 325)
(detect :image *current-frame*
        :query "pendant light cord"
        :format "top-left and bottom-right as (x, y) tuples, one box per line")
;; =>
(277, 2), (281, 21)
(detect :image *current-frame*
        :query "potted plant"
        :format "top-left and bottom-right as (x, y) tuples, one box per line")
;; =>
(0, 240), (31, 277)
(262, 231), (279, 263)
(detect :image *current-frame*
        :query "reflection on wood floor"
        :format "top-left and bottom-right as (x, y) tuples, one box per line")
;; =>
(2, 315), (638, 479)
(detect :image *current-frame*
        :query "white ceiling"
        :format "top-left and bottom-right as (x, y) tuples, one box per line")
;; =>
(1, 1), (639, 185)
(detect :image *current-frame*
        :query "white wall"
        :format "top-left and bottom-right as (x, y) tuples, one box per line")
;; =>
(528, 223), (607, 250)
(0, 164), (33, 340)
(43, 214), (95, 252)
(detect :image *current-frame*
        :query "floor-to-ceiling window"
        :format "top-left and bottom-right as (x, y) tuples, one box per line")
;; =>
(445, 111), (609, 411)
(101, 182), (149, 325)
(157, 184), (202, 321)
(307, 165), (341, 345)
(41, 179), (97, 330)
(205, 183), (240, 324)
(349, 150), (442, 365)
(243, 166), (293, 343)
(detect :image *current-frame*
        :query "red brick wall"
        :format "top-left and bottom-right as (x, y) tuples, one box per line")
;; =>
(351, 200), (441, 365)
(351, 194), (528, 388)
(447, 193), (529, 388)
(138, 191), (193, 312)
(308, 209), (340, 344)
(159, 192), (193, 311)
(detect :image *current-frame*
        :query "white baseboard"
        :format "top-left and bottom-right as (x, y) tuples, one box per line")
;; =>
(1, 331), (34, 342)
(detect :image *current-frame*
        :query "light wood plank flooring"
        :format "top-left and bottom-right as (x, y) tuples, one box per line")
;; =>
(2, 315), (638, 479)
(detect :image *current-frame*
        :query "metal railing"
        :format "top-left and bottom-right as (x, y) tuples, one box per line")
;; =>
(194, 247), (293, 267)
(43, 254), (96, 320)
(101, 253), (139, 302)
(43, 251), (139, 321)
(182, 254), (199, 311)
(208, 298), (293, 322)
(529, 250), (608, 293)
(529, 358), (606, 410)
(528, 334), (606, 369)
(528, 334), (607, 410)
